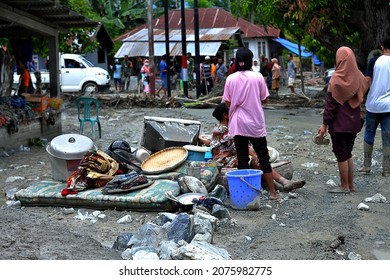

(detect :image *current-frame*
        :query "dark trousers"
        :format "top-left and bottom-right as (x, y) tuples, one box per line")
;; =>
(234, 135), (272, 173)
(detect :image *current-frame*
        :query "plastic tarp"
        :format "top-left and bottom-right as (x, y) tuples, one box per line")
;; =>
(273, 37), (321, 65)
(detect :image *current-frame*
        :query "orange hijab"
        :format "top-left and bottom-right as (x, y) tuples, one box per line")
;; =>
(328, 47), (370, 109)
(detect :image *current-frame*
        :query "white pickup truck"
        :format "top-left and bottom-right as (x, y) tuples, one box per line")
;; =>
(14, 53), (111, 94)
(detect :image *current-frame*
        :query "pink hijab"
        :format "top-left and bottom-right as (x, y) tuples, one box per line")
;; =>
(328, 47), (369, 109)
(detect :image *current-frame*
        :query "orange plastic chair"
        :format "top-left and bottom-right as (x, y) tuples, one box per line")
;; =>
(76, 97), (101, 139)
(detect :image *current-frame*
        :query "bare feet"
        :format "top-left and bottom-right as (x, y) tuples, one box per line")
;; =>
(349, 186), (356, 192)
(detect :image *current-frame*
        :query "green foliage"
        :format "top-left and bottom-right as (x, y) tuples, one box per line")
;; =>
(186, 0), (214, 8)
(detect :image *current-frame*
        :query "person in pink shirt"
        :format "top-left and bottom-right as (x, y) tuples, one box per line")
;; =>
(223, 47), (278, 200)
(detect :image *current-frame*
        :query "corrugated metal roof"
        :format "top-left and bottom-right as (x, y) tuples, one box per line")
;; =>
(123, 27), (241, 42)
(115, 8), (279, 42)
(0, 0), (97, 37)
(115, 41), (222, 58)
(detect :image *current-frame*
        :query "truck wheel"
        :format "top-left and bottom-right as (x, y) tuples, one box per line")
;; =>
(82, 82), (98, 94)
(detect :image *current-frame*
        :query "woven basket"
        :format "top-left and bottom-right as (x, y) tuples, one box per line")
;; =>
(141, 147), (188, 175)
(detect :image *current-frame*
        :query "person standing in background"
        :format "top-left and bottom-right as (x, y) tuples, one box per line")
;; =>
(112, 59), (122, 91)
(187, 52), (194, 90)
(121, 55), (133, 91)
(271, 58), (281, 95)
(287, 53), (297, 94)
(260, 55), (268, 80)
(215, 57), (228, 83)
(140, 59), (150, 94)
(200, 56), (213, 95)
(17, 60), (34, 95)
(156, 54), (168, 98)
(251, 59), (260, 73)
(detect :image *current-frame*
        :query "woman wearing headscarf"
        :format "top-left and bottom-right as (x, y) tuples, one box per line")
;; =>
(140, 59), (150, 93)
(223, 47), (278, 200)
(271, 58), (281, 94)
(317, 47), (370, 193)
(251, 59), (260, 73)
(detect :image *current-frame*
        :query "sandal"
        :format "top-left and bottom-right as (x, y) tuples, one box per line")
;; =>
(313, 134), (330, 145)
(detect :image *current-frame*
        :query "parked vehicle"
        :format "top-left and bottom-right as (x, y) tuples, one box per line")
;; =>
(14, 53), (110, 94)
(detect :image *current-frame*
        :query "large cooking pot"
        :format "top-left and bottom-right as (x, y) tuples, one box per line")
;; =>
(46, 134), (95, 181)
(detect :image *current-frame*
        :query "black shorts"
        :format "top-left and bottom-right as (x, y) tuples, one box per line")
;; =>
(330, 132), (357, 162)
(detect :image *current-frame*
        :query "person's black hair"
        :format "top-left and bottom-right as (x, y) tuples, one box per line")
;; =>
(235, 47), (253, 71)
(212, 103), (229, 122)
(187, 52), (192, 56)
(162, 54), (167, 60)
(382, 37), (390, 49)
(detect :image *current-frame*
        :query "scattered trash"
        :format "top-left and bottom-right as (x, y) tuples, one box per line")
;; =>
(63, 208), (75, 215)
(244, 236), (252, 243)
(13, 165), (29, 170)
(29, 138), (48, 147)
(364, 193), (387, 203)
(6, 200), (22, 208)
(357, 203), (370, 211)
(74, 209), (97, 223)
(288, 192), (297, 199)
(5, 188), (18, 200)
(279, 223), (286, 227)
(284, 135), (294, 140)
(335, 249), (345, 256)
(303, 130), (313, 135)
(301, 162), (319, 168)
(348, 251), (362, 260)
(0, 151), (10, 157)
(19, 145), (30, 152)
(271, 214), (276, 220)
(330, 236), (345, 249)
(5, 176), (25, 183)
(326, 179), (337, 187)
(117, 214), (133, 224)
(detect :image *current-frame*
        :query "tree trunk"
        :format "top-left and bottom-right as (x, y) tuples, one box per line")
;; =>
(0, 46), (14, 97)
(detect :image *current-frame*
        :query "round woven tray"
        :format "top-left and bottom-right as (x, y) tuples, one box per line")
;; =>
(141, 147), (188, 175)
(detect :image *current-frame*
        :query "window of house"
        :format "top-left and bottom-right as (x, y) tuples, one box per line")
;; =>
(258, 41), (266, 57)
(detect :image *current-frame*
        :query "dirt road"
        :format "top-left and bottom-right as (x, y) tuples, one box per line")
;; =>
(1, 97), (389, 260)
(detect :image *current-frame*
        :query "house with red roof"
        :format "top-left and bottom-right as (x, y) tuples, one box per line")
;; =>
(115, 8), (280, 61)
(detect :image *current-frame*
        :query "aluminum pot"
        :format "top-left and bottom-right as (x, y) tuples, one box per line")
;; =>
(46, 134), (95, 181)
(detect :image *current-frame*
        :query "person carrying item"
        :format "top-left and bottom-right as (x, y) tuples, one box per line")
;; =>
(210, 103), (306, 192)
(222, 47), (278, 200)
(317, 46), (370, 193)
(359, 37), (390, 177)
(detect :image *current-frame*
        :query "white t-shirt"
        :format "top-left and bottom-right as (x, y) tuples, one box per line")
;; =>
(366, 55), (390, 113)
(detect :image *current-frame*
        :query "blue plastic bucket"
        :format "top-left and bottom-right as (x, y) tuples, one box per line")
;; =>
(226, 169), (263, 210)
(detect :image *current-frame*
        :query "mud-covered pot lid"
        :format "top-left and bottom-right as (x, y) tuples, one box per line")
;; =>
(47, 134), (94, 159)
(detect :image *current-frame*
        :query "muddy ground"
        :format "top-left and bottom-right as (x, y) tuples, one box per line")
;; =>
(0, 88), (389, 260)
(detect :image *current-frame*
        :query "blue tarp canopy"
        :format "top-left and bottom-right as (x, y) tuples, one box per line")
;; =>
(273, 37), (321, 65)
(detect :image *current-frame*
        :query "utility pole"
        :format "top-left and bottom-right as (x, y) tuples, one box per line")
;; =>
(194, 0), (201, 99)
(147, 0), (155, 96)
(180, 0), (188, 97)
(164, 0), (171, 97)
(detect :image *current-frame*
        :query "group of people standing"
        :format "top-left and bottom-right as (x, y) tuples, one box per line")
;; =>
(250, 54), (297, 95)
(318, 37), (390, 193)
(206, 38), (389, 200)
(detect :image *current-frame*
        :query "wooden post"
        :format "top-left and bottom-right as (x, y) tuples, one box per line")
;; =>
(48, 33), (60, 97)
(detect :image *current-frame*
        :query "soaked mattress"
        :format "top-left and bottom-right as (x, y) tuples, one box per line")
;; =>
(14, 161), (219, 211)
(15, 179), (180, 211)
